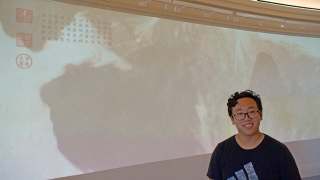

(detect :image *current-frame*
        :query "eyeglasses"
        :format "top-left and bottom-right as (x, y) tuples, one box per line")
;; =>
(232, 110), (261, 121)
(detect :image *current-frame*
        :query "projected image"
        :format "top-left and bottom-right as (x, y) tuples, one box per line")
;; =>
(1, 0), (320, 179)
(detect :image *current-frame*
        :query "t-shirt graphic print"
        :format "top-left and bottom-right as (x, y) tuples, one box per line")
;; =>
(227, 162), (258, 180)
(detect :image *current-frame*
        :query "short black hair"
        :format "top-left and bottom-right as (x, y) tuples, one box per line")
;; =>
(227, 90), (263, 117)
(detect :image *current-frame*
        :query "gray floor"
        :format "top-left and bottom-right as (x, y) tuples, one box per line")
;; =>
(304, 175), (320, 180)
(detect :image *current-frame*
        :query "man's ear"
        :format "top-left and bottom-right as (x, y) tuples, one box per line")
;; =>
(260, 111), (263, 120)
(230, 116), (235, 125)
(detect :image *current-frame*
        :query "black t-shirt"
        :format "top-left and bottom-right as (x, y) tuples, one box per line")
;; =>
(207, 134), (301, 180)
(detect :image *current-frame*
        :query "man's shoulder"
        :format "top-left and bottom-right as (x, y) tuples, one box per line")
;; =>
(263, 134), (290, 152)
(216, 135), (236, 150)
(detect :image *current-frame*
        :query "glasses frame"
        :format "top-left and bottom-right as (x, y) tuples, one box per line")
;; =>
(231, 110), (261, 121)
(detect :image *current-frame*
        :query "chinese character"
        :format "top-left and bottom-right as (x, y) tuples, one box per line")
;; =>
(25, 41), (31, 47)
(16, 8), (33, 23)
(25, 34), (32, 40)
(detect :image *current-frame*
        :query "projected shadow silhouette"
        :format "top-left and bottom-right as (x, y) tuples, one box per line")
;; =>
(249, 52), (288, 97)
(40, 50), (201, 172)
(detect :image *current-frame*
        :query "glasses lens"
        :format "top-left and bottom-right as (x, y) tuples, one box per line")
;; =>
(248, 111), (259, 118)
(235, 113), (243, 120)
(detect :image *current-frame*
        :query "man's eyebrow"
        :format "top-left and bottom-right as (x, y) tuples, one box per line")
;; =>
(235, 108), (243, 112)
(235, 107), (256, 112)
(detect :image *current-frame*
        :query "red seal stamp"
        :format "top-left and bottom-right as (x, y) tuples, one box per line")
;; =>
(16, 8), (33, 23)
(16, 54), (32, 69)
(16, 33), (33, 47)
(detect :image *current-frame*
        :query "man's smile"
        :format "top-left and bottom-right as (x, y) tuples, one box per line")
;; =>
(243, 123), (254, 129)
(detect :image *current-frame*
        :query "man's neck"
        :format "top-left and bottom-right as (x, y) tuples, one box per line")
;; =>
(235, 132), (265, 150)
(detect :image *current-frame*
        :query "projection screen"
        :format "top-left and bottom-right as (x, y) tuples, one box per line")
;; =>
(1, 0), (320, 179)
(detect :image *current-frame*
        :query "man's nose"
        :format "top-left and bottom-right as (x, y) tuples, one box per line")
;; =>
(243, 113), (252, 121)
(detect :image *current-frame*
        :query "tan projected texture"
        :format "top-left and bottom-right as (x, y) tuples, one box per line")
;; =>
(1, 0), (320, 179)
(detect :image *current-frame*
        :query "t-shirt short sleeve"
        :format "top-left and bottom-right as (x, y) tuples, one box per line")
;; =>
(278, 144), (301, 180)
(207, 143), (223, 180)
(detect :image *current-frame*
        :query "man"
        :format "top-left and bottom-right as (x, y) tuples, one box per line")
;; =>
(207, 90), (301, 180)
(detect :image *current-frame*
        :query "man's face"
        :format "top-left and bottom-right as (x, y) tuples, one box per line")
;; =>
(230, 97), (262, 137)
